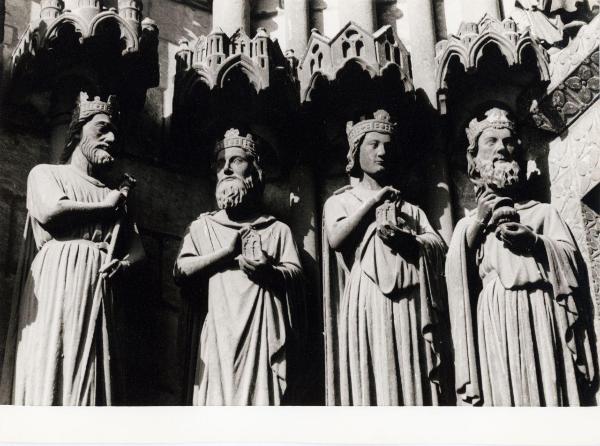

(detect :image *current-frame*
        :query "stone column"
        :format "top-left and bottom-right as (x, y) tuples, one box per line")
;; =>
(499, 0), (517, 18)
(212, 0), (251, 35)
(461, 0), (501, 22)
(407, 0), (437, 101)
(284, 0), (310, 55)
(407, 0), (454, 242)
(338, 0), (375, 32)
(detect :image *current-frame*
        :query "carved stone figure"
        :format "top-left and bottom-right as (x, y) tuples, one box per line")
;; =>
(446, 107), (597, 406)
(0, 92), (145, 405)
(512, 0), (590, 48)
(174, 129), (304, 406)
(322, 110), (448, 406)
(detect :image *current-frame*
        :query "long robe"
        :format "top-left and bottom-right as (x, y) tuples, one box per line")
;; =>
(322, 186), (448, 406)
(446, 200), (596, 406)
(174, 211), (304, 405)
(0, 164), (137, 406)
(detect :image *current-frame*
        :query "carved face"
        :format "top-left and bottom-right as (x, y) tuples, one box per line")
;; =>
(358, 131), (393, 178)
(475, 127), (521, 192)
(214, 146), (261, 210)
(476, 127), (517, 164)
(79, 113), (118, 167)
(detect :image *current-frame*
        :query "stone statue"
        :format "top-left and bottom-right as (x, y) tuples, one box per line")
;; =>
(322, 110), (448, 406)
(446, 107), (597, 406)
(0, 92), (145, 405)
(512, 0), (590, 48)
(173, 129), (304, 406)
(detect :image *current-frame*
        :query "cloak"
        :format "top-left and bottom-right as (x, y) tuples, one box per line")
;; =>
(446, 200), (596, 406)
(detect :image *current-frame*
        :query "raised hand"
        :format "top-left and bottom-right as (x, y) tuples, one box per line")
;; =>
(476, 189), (505, 226)
(372, 186), (401, 207)
(225, 227), (249, 259)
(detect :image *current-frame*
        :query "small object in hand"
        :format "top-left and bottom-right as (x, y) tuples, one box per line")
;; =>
(376, 200), (397, 227)
(242, 229), (262, 261)
(492, 196), (514, 211)
(492, 206), (520, 237)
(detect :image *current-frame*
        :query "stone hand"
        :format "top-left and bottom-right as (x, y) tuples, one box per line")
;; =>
(498, 222), (538, 254)
(99, 258), (130, 279)
(102, 190), (126, 214)
(377, 222), (419, 254)
(238, 250), (275, 283)
(476, 190), (505, 226)
(227, 225), (254, 258)
(372, 186), (401, 207)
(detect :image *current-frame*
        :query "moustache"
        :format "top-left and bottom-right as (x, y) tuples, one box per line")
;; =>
(80, 136), (115, 166)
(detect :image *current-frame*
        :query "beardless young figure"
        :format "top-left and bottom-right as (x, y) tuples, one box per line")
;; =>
(322, 110), (449, 406)
(174, 129), (305, 406)
(0, 92), (145, 405)
(446, 107), (597, 406)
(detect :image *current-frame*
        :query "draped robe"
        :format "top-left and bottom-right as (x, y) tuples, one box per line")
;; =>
(0, 164), (138, 405)
(322, 186), (448, 406)
(446, 200), (596, 406)
(174, 211), (304, 405)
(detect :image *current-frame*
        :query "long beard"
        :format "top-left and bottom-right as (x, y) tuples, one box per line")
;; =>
(215, 175), (258, 210)
(477, 159), (521, 192)
(80, 135), (114, 166)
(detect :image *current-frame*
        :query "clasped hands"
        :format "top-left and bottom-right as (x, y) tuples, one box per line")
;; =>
(227, 226), (277, 284)
(372, 186), (419, 254)
(475, 190), (538, 255)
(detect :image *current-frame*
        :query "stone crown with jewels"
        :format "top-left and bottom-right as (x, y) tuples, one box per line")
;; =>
(215, 128), (257, 157)
(78, 92), (118, 120)
(466, 107), (515, 151)
(346, 109), (396, 145)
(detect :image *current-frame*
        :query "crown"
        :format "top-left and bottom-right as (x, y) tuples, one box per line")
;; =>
(215, 128), (257, 157)
(78, 92), (118, 120)
(466, 107), (515, 150)
(346, 109), (396, 145)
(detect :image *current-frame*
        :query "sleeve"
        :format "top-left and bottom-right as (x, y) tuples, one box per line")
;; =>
(322, 195), (349, 246)
(26, 165), (68, 224)
(173, 220), (203, 283)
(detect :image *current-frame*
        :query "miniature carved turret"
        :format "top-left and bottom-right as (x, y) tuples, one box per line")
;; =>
(40, 0), (64, 22)
(175, 27), (289, 91)
(119, 0), (143, 26)
(298, 22), (413, 102)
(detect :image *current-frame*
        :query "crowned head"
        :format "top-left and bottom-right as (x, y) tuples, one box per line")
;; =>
(62, 92), (119, 167)
(466, 107), (523, 194)
(346, 109), (397, 180)
(213, 128), (264, 213)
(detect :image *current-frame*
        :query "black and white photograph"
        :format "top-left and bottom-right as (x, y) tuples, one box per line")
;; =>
(0, 0), (599, 443)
